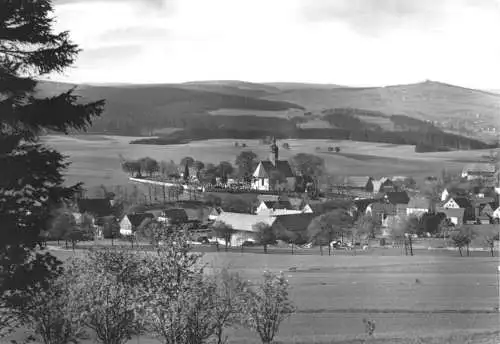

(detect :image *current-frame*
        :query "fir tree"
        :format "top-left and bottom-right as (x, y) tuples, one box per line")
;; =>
(0, 0), (104, 316)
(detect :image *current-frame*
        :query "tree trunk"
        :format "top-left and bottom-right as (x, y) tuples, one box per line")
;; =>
(225, 241), (228, 252)
(264, 244), (268, 254)
(328, 243), (331, 256)
(490, 247), (494, 257)
(216, 242), (220, 252)
(466, 243), (469, 257)
(111, 236), (114, 246)
(458, 247), (463, 256)
(409, 236), (413, 256)
(291, 242), (294, 255)
(320, 245), (323, 256)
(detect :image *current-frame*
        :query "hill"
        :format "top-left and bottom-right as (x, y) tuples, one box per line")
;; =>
(35, 79), (499, 151)
(265, 80), (500, 136)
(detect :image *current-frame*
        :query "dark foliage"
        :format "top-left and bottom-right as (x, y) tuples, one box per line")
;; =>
(0, 0), (103, 307)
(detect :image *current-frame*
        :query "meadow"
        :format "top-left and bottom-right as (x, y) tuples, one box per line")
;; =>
(42, 135), (495, 189)
(45, 248), (500, 344)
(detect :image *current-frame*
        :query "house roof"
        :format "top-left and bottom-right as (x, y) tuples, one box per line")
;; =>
(436, 207), (465, 219)
(353, 199), (378, 213)
(272, 213), (315, 234)
(451, 197), (472, 208)
(384, 192), (410, 205)
(77, 199), (113, 217)
(214, 212), (276, 232)
(262, 200), (294, 210)
(408, 196), (432, 209)
(254, 160), (295, 178)
(462, 163), (496, 174)
(127, 213), (154, 228)
(471, 196), (495, 205)
(343, 176), (372, 188)
(162, 208), (189, 222)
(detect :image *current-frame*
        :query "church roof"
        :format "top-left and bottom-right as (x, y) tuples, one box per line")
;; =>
(253, 160), (294, 178)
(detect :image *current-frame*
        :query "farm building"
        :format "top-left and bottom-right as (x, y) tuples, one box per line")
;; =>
(461, 163), (497, 180)
(255, 199), (303, 216)
(213, 212), (277, 246)
(119, 213), (154, 236)
(252, 138), (296, 191)
(157, 208), (189, 225)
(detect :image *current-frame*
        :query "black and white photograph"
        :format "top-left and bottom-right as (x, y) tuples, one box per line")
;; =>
(1, 0), (499, 343)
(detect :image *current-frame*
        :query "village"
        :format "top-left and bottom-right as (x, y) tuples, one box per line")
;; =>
(59, 138), (500, 253)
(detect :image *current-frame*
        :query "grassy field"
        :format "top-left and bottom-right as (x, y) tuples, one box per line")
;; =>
(38, 248), (500, 344)
(41, 135), (496, 189)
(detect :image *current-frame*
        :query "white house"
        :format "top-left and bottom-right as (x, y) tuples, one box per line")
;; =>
(493, 206), (500, 221)
(440, 189), (450, 202)
(406, 196), (433, 216)
(255, 200), (302, 216)
(251, 138), (296, 191)
(119, 213), (154, 236)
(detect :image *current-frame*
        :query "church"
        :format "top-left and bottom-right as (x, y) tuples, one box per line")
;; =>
(251, 138), (296, 191)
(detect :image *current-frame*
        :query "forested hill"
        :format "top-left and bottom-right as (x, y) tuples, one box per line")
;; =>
(37, 80), (499, 152)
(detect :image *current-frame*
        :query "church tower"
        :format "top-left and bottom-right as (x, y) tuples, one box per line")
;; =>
(269, 136), (279, 166)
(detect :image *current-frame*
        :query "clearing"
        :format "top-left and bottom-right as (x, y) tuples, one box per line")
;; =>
(41, 135), (495, 189)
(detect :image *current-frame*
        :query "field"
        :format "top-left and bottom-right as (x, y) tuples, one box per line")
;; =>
(41, 248), (500, 344)
(42, 134), (495, 189)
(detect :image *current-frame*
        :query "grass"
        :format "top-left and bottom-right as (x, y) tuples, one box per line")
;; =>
(34, 247), (500, 344)
(41, 135), (496, 189)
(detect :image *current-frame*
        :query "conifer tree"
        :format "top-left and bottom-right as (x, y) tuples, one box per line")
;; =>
(0, 0), (104, 314)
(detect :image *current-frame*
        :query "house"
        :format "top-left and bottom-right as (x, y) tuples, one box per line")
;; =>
(213, 212), (277, 246)
(208, 207), (223, 221)
(342, 176), (375, 192)
(442, 196), (475, 221)
(475, 215), (491, 225)
(493, 206), (500, 222)
(119, 213), (154, 236)
(478, 203), (495, 217)
(73, 198), (113, 229)
(366, 202), (397, 227)
(461, 163), (497, 180)
(271, 213), (315, 242)
(407, 196), (434, 216)
(255, 200), (302, 216)
(157, 208), (189, 225)
(372, 177), (395, 193)
(252, 138), (296, 191)
(436, 207), (465, 226)
(440, 188), (450, 202)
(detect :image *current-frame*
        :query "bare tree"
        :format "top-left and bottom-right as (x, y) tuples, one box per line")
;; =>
(241, 271), (296, 344)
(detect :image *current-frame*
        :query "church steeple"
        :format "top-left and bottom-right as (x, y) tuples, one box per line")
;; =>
(269, 136), (279, 166)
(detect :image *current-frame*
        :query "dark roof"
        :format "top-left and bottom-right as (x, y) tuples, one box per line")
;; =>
(162, 208), (189, 222)
(384, 192), (410, 205)
(259, 160), (295, 178)
(77, 199), (112, 217)
(452, 197), (472, 208)
(272, 213), (315, 234)
(263, 200), (294, 210)
(127, 213), (154, 227)
(353, 199), (378, 213)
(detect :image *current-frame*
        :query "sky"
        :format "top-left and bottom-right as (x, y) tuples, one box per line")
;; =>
(47, 0), (500, 89)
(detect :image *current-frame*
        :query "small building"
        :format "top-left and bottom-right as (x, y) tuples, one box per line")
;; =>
(493, 206), (500, 222)
(372, 177), (395, 194)
(407, 196), (434, 216)
(342, 176), (375, 192)
(252, 138), (296, 191)
(157, 208), (189, 225)
(442, 197), (475, 222)
(119, 213), (154, 236)
(461, 163), (496, 180)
